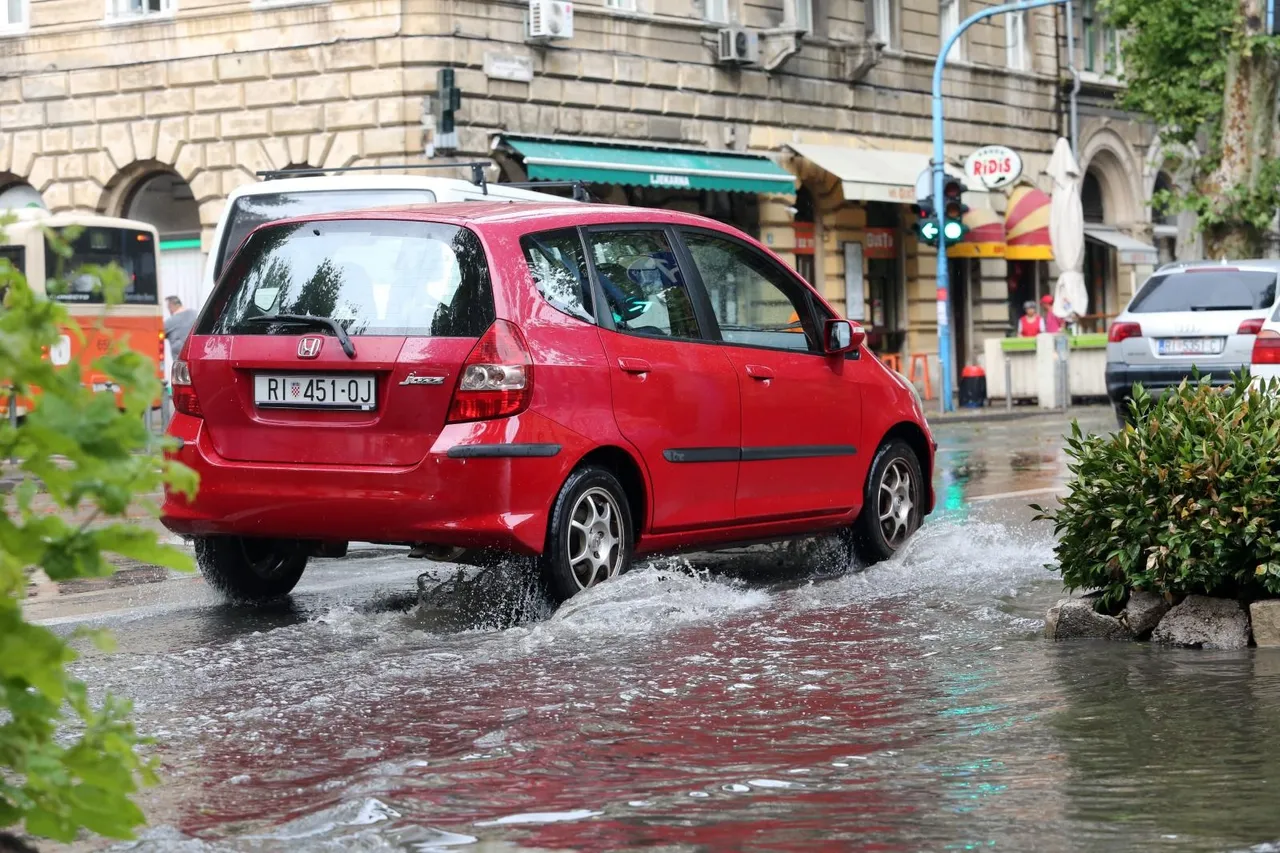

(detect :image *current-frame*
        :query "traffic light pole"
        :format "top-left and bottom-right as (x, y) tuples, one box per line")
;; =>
(931, 0), (1069, 413)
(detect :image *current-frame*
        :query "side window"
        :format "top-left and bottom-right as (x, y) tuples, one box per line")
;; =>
(521, 229), (594, 324)
(586, 229), (701, 339)
(682, 231), (823, 353)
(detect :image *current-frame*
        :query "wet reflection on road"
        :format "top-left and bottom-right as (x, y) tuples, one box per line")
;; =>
(44, 408), (1280, 853)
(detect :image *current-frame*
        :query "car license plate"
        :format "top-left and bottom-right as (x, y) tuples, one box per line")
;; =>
(1157, 337), (1225, 356)
(254, 374), (376, 410)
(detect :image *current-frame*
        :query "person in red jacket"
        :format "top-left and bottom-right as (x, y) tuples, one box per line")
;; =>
(1041, 294), (1064, 333)
(1019, 300), (1044, 336)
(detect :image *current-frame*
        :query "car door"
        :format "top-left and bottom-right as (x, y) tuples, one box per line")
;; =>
(677, 227), (863, 522)
(583, 224), (741, 533)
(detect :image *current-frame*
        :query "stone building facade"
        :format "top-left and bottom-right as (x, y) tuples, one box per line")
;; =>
(0, 0), (1168, 386)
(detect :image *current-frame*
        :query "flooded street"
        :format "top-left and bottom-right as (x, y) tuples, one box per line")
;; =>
(32, 407), (1280, 853)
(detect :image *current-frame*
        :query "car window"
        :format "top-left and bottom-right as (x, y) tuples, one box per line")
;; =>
(1129, 270), (1278, 314)
(522, 229), (594, 324)
(681, 231), (822, 353)
(207, 219), (493, 338)
(586, 230), (700, 339)
(214, 189), (438, 280)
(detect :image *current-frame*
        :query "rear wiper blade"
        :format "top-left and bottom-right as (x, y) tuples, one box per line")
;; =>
(244, 314), (356, 358)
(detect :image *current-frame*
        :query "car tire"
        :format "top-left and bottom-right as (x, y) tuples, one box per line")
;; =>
(540, 466), (634, 604)
(1114, 402), (1131, 429)
(852, 440), (924, 566)
(194, 536), (309, 602)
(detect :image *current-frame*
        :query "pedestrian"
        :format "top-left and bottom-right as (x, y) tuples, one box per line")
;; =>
(1040, 294), (1064, 333)
(1018, 300), (1044, 337)
(164, 295), (197, 361)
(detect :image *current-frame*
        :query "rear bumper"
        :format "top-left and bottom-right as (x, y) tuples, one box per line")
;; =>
(160, 412), (591, 555)
(1105, 362), (1247, 402)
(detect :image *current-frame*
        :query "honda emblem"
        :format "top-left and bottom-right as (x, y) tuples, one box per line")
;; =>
(297, 336), (323, 359)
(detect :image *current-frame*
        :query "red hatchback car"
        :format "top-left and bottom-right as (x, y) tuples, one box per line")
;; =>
(162, 202), (935, 603)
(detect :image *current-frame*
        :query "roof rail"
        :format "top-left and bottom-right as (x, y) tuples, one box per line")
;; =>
(255, 162), (596, 202)
(256, 162), (492, 183)
(498, 180), (595, 203)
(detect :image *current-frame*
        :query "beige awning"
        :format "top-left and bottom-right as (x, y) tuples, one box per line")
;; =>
(1084, 226), (1159, 265)
(785, 142), (992, 209)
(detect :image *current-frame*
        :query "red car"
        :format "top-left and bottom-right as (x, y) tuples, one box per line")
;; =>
(162, 202), (935, 603)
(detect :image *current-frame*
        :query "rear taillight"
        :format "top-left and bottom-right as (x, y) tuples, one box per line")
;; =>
(1239, 318), (1265, 335)
(1108, 322), (1143, 343)
(446, 320), (533, 424)
(171, 359), (201, 417)
(1253, 329), (1280, 364)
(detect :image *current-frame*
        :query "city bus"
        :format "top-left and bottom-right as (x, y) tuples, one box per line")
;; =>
(1, 209), (165, 416)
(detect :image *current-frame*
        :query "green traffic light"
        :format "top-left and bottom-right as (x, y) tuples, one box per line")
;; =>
(943, 220), (964, 241)
(920, 221), (940, 241)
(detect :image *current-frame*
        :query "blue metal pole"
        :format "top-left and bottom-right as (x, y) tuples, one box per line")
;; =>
(1268, 0), (1275, 37)
(932, 0), (1069, 413)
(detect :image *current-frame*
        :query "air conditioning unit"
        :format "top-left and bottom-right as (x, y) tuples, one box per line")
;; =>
(717, 27), (760, 65)
(528, 0), (574, 41)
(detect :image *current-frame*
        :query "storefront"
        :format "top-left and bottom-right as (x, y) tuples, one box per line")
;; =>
(490, 134), (796, 239)
(780, 141), (997, 368)
(946, 208), (1008, 366)
(1082, 227), (1158, 324)
(1003, 184), (1054, 333)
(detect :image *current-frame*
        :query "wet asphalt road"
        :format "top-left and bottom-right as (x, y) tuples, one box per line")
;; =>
(35, 406), (1280, 853)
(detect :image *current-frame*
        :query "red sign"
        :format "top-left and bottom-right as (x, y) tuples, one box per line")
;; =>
(793, 223), (815, 255)
(864, 228), (897, 260)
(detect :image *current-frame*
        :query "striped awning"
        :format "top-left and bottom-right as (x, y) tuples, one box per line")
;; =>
(1004, 185), (1053, 261)
(948, 208), (1006, 258)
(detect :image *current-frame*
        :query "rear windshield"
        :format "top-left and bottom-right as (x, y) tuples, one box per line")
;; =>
(45, 226), (159, 305)
(207, 219), (494, 338)
(1128, 270), (1278, 313)
(215, 189), (437, 279)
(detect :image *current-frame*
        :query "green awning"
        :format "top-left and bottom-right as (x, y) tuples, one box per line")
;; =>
(498, 135), (796, 196)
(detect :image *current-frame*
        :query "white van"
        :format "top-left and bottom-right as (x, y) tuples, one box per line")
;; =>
(200, 173), (577, 305)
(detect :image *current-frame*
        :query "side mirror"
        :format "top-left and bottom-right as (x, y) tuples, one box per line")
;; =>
(824, 318), (864, 354)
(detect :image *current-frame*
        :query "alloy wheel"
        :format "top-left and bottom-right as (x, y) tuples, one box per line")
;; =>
(567, 487), (624, 590)
(877, 458), (917, 549)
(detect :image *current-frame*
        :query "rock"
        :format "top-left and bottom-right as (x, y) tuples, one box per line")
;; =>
(1045, 597), (1130, 641)
(1249, 600), (1280, 648)
(1120, 590), (1170, 638)
(1152, 595), (1250, 650)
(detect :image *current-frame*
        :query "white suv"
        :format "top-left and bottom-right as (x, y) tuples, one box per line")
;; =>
(1107, 261), (1280, 424)
(201, 172), (576, 306)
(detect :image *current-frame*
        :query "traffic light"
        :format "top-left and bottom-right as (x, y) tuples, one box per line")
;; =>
(912, 199), (940, 247)
(941, 178), (970, 246)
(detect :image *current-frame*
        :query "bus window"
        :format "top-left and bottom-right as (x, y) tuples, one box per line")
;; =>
(45, 227), (159, 305)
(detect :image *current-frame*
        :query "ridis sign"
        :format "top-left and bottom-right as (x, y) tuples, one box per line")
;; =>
(963, 145), (1023, 190)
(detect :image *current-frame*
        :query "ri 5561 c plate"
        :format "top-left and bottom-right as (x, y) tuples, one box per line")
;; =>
(254, 374), (376, 410)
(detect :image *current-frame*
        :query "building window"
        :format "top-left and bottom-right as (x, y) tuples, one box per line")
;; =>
(704, 0), (731, 24)
(105, 0), (173, 19)
(939, 0), (962, 61)
(1082, 171), (1105, 223)
(1006, 9), (1029, 70)
(1, 0), (28, 33)
(868, 0), (895, 46)
(794, 0), (814, 32)
(605, 0), (637, 11)
(1081, 0), (1120, 74)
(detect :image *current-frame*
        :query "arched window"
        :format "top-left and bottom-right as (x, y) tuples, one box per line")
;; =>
(1081, 171), (1105, 223)
(1152, 171), (1176, 227)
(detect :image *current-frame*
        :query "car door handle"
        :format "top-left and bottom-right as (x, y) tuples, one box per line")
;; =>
(745, 364), (775, 380)
(618, 357), (651, 374)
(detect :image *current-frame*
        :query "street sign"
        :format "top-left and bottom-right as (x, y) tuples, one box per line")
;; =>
(963, 145), (1023, 189)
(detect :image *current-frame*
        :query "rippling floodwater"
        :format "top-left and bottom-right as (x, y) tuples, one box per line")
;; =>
(46, 409), (1280, 853)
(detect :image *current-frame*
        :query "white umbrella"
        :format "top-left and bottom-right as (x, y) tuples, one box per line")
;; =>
(1047, 137), (1087, 320)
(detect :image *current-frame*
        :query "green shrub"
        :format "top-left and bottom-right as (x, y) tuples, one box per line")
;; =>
(0, 224), (196, 843)
(1034, 372), (1280, 610)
